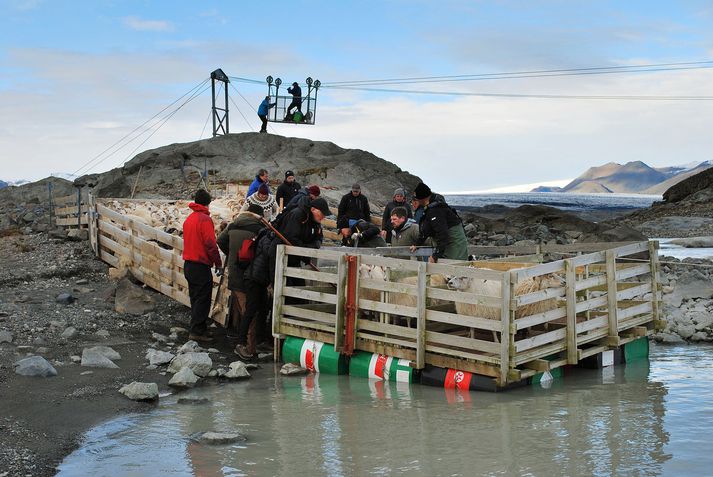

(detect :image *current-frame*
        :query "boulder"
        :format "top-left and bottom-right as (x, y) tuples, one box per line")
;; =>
(14, 356), (57, 377)
(114, 277), (155, 315)
(280, 363), (309, 376)
(665, 270), (713, 307)
(168, 367), (199, 388)
(222, 361), (251, 379)
(145, 348), (175, 366)
(81, 348), (119, 369)
(168, 352), (212, 377)
(119, 382), (159, 401)
(0, 330), (13, 344)
(653, 332), (685, 344)
(85, 345), (121, 361)
(669, 236), (713, 248)
(194, 431), (246, 445)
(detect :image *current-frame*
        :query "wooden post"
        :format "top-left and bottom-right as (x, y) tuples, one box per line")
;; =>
(343, 254), (360, 355)
(605, 250), (619, 340)
(334, 253), (348, 351)
(272, 244), (288, 362)
(415, 261), (427, 369)
(648, 240), (661, 325)
(499, 272), (512, 386)
(565, 258), (578, 364)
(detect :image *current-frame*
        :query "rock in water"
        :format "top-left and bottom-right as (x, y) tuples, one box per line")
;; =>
(280, 363), (309, 376)
(55, 293), (75, 305)
(14, 356), (57, 377)
(60, 326), (78, 339)
(0, 330), (13, 344)
(177, 397), (210, 405)
(114, 277), (156, 315)
(169, 367), (199, 388)
(119, 382), (159, 401)
(145, 348), (175, 366)
(81, 348), (119, 369)
(85, 345), (121, 361)
(168, 352), (212, 377)
(223, 361), (251, 379)
(195, 431), (246, 445)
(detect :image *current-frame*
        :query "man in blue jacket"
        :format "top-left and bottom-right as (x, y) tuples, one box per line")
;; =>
(257, 96), (276, 133)
(247, 169), (269, 197)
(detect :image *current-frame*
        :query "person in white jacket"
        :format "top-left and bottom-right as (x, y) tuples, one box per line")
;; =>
(240, 183), (279, 221)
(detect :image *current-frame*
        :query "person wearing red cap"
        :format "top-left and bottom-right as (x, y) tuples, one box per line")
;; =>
(182, 189), (223, 342)
(241, 182), (279, 221)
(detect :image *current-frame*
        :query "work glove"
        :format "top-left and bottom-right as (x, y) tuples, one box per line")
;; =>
(351, 232), (362, 241)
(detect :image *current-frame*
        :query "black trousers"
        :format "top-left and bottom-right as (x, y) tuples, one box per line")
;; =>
(259, 114), (268, 132)
(287, 98), (302, 114)
(238, 279), (269, 346)
(184, 261), (213, 335)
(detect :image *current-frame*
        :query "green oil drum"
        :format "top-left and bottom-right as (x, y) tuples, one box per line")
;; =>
(281, 336), (348, 375)
(349, 351), (414, 383)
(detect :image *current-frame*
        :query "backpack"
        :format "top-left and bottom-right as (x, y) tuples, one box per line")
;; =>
(237, 237), (257, 267)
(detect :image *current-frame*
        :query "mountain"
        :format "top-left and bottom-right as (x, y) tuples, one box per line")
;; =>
(531, 160), (713, 194)
(0, 180), (7, 189)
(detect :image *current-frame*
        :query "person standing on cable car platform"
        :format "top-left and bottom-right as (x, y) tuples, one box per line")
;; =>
(258, 96), (276, 133)
(287, 82), (302, 115)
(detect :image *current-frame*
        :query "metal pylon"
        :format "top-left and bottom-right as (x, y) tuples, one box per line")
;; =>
(211, 68), (229, 136)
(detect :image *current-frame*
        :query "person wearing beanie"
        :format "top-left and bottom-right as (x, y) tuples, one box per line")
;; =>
(410, 182), (467, 262)
(241, 181), (279, 221)
(182, 189), (222, 343)
(247, 168), (269, 197)
(216, 203), (266, 352)
(337, 183), (371, 243)
(276, 170), (301, 209)
(381, 187), (412, 244)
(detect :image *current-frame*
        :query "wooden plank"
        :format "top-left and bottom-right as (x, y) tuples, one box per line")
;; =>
(282, 286), (337, 305)
(424, 344), (500, 365)
(281, 317), (335, 333)
(282, 304), (336, 325)
(427, 262), (505, 281)
(415, 261), (427, 369)
(514, 341), (567, 366)
(605, 250), (619, 341)
(355, 332), (415, 349)
(574, 274), (608, 292)
(515, 286), (566, 307)
(576, 316), (608, 334)
(613, 241), (649, 258)
(359, 253), (422, 272)
(359, 278), (417, 294)
(272, 244), (288, 337)
(358, 297), (418, 317)
(616, 283), (652, 301)
(514, 306), (567, 330)
(426, 330), (501, 354)
(514, 259), (565, 281)
(356, 340), (417, 362)
(426, 309), (501, 331)
(522, 359), (552, 371)
(618, 313), (654, 331)
(284, 267), (339, 284)
(56, 217), (88, 226)
(649, 241), (661, 323)
(616, 263), (651, 281)
(500, 272), (511, 384)
(279, 323), (335, 345)
(334, 255), (347, 351)
(283, 245), (344, 261)
(426, 353), (500, 379)
(426, 287), (503, 308)
(569, 250), (607, 267)
(467, 245), (538, 255)
(356, 319), (417, 339)
(541, 242), (638, 254)
(564, 259), (577, 364)
(617, 302), (653, 321)
(575, 295), (608, 313)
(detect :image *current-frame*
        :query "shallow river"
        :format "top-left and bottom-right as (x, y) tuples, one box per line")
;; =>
(57, 343), (713, 476)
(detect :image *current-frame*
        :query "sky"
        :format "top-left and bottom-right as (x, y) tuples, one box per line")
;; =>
(2, 0), (713, 192)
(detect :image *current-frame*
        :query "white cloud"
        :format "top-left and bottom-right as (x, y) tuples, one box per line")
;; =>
(122, 16), (174, 32)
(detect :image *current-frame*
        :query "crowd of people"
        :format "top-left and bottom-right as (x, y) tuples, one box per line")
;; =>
(181, 168), (467, 359)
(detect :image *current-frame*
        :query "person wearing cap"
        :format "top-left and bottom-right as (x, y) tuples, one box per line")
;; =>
(182, 189), (223, 343)
(381, 187), (412, 244)
(242, 182), (279, 221)
(337, 183), (371, 243)
(411, 182), (468, 262)
(276, 170), (301, 210)
(285, 184), (320, 210)
(257, 96), (276, 133)
(287, 82), (302, 115)
(247, 169), (269, 197)
(217, 203), (266, 350)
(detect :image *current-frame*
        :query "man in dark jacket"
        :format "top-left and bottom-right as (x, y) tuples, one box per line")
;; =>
(287, 82), (302, 115)
(247, 169), (269, 197)
(381, 188), (412, 243)
(412, 182), (468, 262)
(285, 184), (320, 210)
(182, 189), (222, 343)
(216, 204), (265, 350)
(275, 170), (301, 209)
(337, 183), (370, 241)
(348, 219), (386, 248)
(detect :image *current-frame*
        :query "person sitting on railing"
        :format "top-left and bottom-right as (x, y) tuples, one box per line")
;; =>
(241, 183), (279, 221)
(257, 96), (276, 133)
(287, 82), (302, 115)
(347, 219), (386, 248)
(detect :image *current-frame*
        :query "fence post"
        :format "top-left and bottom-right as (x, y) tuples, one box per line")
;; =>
(500, 271), (512, 386)
(565, 258), (578, 364)
(334, 253), (348, 352)
(272, 244), (287, 362)
(415, 261), (427, 369)
(605, 250), (619, 343)
(343, 254), (360, 355)
(648, 241), (662, 329)
(76, 186), (82, 229)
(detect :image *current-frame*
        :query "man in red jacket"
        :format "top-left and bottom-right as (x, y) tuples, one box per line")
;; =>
(182, 189), (222, 342)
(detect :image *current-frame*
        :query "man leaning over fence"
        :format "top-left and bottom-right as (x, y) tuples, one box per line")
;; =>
(182, 189), (223, 343)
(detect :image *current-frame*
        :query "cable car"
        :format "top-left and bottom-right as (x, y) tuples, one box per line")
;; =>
(266, 76), (320, 125)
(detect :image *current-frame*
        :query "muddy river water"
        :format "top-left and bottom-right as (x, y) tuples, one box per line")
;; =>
(57, 343), (713, 476)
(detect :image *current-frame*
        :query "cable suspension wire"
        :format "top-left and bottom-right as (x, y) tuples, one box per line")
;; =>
(228, 93), (255, 132)
(322, 60), (713, 86)
(229, 82), (277, 133)
(71, 78), (210, 178)
(84, 82), (211, 175)
(200, 83), (222, 139)
(322, 85), (713, 101)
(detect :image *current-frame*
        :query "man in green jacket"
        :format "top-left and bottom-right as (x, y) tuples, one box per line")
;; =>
(390, 206), (420, 247)
(216, 204), (266, 353)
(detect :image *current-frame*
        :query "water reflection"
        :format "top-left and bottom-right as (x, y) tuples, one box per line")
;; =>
(56, 345), (713, 477)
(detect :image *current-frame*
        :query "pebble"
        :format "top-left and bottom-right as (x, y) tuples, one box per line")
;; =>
(119, 382), (159, 401)
(169, 367), (200, 388)
(280, 363), (309, 376)
(55, 293), (76, 305)
(95, 329), (110, 339)
(0, 330), (13, 344)
(76, 279), (90, 285)
(80, 371), (94, 375)
(70, 355), (81, 363)
(60, 327), (78, 339)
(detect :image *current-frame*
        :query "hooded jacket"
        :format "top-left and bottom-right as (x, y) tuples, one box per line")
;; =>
(382, 199), (412, 242)
(336, 192), (370, 229)
(182, 202), (222, 267)
(276, 179), (302, 208)
(258, 99), (275, 116)
(347, 219), (386, 248)
(417, 199), (465, 260)
(217, 212), (265, 291)
(391, 219), (420, 247)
